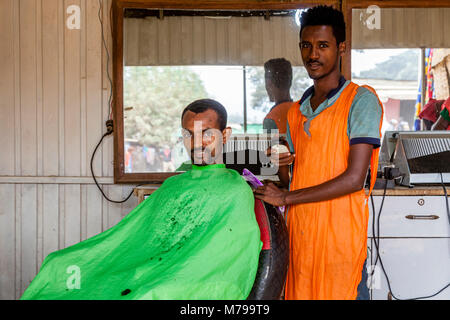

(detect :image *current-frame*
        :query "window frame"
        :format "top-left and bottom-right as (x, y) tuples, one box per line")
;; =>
(341, 0), (450, 80)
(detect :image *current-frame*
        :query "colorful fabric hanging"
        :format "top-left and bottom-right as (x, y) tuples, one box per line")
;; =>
(415, 48), (435, 130)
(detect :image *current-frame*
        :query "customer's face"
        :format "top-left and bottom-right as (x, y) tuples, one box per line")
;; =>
(181, 109), (230, 166)
(300, 25), (345, 80)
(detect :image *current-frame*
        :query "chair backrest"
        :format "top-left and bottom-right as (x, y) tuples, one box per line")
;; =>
(247, 199), (289, 300)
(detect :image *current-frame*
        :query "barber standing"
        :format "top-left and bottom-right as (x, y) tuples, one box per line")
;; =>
(254, 5), (383, 300)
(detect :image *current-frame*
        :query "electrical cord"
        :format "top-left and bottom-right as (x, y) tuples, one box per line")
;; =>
(90, 129), (140, 204)
(442, 172), (450, 223)
(98, 0), (113, 120)
(370, 172), (450, 300)
(370, 177), (387, 271)
(92, 1), (142, 203)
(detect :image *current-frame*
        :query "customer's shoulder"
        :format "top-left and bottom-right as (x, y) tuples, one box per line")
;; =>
(223, 169), (253, 191)
(159, 171), (188, 187)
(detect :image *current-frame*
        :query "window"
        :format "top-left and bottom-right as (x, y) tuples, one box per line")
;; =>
(351, 48), (450, 135)
(350, 6), (450, 135)
(123, 65), (311, 173)
(113, 4), (330, 183)
(351, 49), (420, 134)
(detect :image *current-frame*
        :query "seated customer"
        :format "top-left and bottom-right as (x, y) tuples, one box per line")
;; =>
(21, 99), (262, 300)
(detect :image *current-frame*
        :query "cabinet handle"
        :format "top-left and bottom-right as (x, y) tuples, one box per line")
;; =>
(405, 215), (439, 220)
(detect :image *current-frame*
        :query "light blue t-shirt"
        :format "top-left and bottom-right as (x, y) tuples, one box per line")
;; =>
(286, 78), (383, 153)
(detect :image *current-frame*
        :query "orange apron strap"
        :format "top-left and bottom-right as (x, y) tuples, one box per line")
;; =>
(361, 85), (384, 198)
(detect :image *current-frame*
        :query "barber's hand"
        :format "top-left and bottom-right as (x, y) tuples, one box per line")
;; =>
(253, 182), (288, 207)
(266, 147), (295, 167)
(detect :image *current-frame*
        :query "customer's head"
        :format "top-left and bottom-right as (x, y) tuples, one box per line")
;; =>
(299, 5), (346, 80)
(181, 99), (231, 165)
(264, 58), (293, 102)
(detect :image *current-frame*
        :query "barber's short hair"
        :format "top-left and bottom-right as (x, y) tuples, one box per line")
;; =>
(300, 5), (346, 45)
(264, 58), (293, 90)
(181, 99), (227, 131)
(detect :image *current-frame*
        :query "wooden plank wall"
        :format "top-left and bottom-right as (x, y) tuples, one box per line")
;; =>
(124, 15), (303, 66)
(125, 7), (450, 66)
(352, 7), (450, 49)
(0, 0), (138, 300)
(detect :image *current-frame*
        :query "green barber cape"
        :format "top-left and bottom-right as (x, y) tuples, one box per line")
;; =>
(21, 164), (262, 300)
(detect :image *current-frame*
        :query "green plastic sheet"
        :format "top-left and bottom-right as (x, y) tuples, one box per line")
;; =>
(21, 164), (262, 300)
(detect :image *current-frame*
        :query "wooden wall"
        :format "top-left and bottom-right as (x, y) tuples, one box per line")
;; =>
(0, 0), (138, 300)
(352, 7), (450, 49)
(124, 15), (303, 66)
(126, 7), (450, 67)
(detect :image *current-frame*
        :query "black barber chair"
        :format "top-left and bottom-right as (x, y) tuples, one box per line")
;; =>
(225, 148), (290, 300)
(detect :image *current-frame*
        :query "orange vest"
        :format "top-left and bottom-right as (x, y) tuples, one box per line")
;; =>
(285, 82), (383, 300)
(264, 101), (295, 134)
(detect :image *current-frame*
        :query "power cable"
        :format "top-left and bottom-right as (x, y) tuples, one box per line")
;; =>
(90, 129), (141, 204)
(370, 172), (450, 300)
(90, 0), (141, 203)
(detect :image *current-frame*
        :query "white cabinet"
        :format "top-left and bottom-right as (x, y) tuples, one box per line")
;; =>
(368, 196), (450, 238)
(367, 196), (450, 300)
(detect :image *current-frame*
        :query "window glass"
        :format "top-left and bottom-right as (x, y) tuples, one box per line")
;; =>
(351, 49), (420, 135)
(123, 65), (311, 172)
(124, 65), (245, 173)
(246, 66), (312, 134)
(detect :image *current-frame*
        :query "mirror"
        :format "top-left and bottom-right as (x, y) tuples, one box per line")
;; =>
(350, 6), (450, 135)
(120, 7), (315, 177)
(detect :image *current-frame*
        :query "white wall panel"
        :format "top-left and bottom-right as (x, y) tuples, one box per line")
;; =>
(19, 0), (38, 177)
(86, 184), (103, 239)
(64, 0), (82, 177)
(0, 0), (16, 176)
(20, 184), (37, 295)
(0, 184), (16, 300)
(42, 185), (59, 261)
(42, 0), (61, 177)
(0, 0), (139, 300)
(64, 185), (81, 248)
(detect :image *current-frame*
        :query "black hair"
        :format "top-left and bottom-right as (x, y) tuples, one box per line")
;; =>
(181, 99), (227, 131)
(264, 58), (293, 90)
(300, 5), (346, 45)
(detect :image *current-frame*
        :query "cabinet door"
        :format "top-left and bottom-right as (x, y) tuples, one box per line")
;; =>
(368, 196), (450, 238)
(369, 238), (450, 300)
